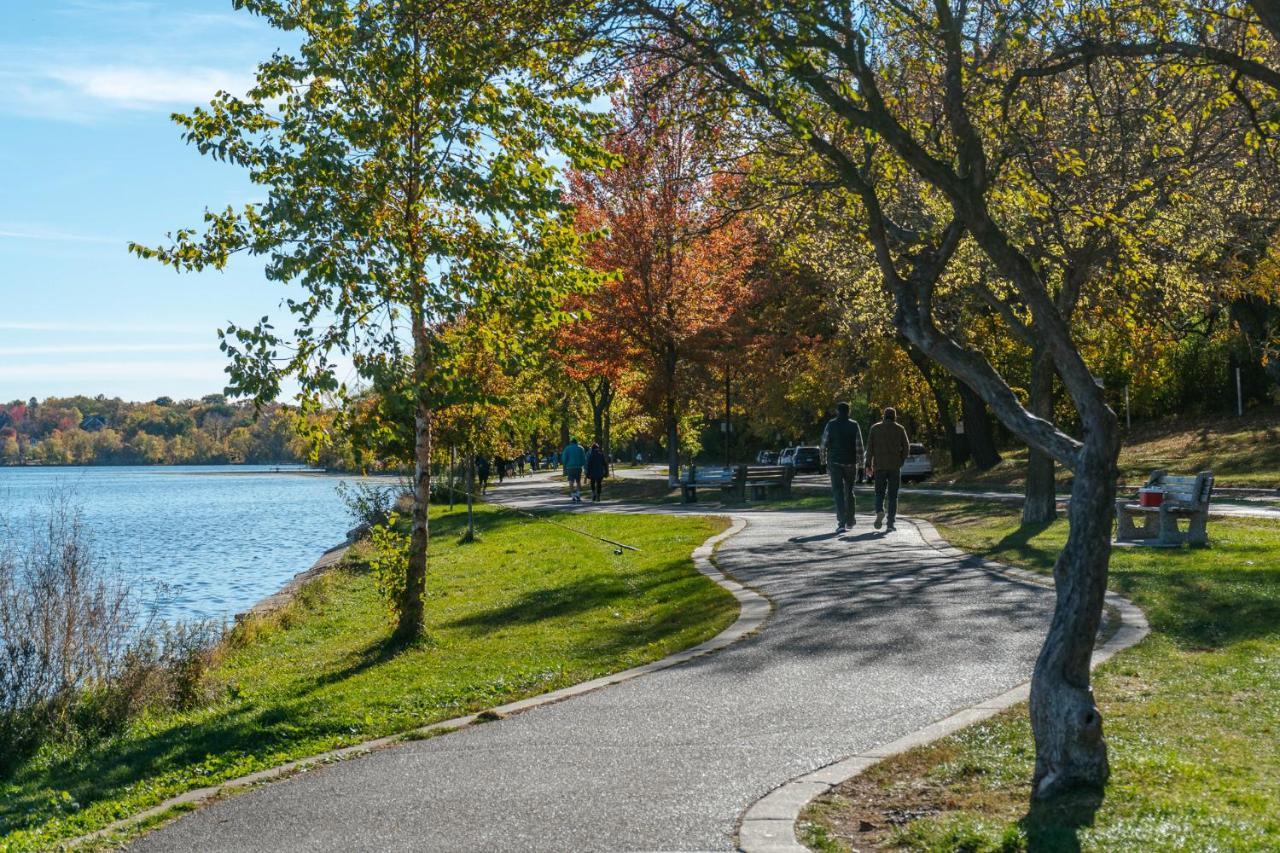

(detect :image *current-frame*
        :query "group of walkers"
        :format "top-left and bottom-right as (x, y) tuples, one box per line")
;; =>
(473, 438), (611, 502)
(561, 437), (610, 503)
(820, 402), (911, 534)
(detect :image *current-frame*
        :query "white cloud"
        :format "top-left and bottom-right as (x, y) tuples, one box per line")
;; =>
(0, 226), (121, 245)
(0, 344), (209, 356)
(0, 322), (213, 334)
(0, 360), (228, 381)
(45, 64), (253, 109)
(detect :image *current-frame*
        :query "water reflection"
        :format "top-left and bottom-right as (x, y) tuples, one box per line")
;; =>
(0, 465), (388, 624)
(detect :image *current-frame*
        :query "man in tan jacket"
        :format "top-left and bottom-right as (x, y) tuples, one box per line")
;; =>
(864, 406), (911, 531)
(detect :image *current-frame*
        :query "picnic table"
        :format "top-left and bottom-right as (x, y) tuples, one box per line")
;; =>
(1115, 469), (1215, 546)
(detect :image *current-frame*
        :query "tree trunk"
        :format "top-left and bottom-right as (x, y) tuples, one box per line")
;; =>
(397, 394), (430, 640)
(1230, 296), (1280, 391)
(603, 404), (612, 462)
(1023, 346), (1058, 524)
(957, 379), (1002, 469)
(1029, 428), (1117, 798)
(665, 393), (679, 481)
(447, 446), (455, 511)
(465, 449), (475, 543)
(664, 342), (679, 481)
(558, 395), (570, 450)
(531, 429), (540, 470)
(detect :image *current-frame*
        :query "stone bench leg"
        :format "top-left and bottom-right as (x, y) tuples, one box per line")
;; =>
(1157, 507), (1186, 546)
(1187, 511), (1209, 546)
(1115, 503), (1161, 541)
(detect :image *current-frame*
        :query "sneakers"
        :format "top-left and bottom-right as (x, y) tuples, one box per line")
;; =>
(874, 512), (884, 529)
(886, 520), (896, 531)
(835, 524), (846, 534)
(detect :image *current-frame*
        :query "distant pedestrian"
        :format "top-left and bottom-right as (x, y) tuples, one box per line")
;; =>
(494, 454), (506, 484)
(516, 454), (526, 476)
(475, 454), (490, 494)
(586, 442), (609, 502)
(821, 401), (864, 534)
(562, 438), (587, 502)
(865, 407), (911, 531)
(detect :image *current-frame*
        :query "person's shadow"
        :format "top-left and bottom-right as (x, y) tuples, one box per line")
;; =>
(839, 530), (886, 542)
(1020, 786), (1103, 852)
(788, 531), (843, 543)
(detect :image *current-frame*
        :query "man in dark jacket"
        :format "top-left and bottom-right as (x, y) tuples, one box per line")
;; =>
(865, 406), (911, 531)
(820, 401), (865, 533)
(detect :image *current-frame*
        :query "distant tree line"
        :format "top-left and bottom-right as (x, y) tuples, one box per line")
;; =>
(0, 394), (323, 467)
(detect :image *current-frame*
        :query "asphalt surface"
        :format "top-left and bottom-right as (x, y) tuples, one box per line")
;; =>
(131, 475), (1056, 852)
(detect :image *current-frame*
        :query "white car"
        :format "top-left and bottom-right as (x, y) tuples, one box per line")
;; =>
(901, 443), (933, 483)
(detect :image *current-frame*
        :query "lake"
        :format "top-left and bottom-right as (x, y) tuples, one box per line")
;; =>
(0, 465), (387, 625)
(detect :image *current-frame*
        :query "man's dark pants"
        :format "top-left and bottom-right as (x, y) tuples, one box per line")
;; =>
(874, 468), (901, 525)
(829, 463), (858, 527)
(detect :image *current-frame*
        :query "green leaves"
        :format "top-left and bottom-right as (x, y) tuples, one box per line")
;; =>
(134, 0), (608, 418)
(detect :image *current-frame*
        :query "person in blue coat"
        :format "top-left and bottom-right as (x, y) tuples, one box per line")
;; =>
(585, 442), (609, 502)
(562, 438), (587, 503)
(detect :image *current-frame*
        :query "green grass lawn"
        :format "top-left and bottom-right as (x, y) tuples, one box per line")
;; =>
(0, 505), (733, 851)
(801, 502), (1280, 852)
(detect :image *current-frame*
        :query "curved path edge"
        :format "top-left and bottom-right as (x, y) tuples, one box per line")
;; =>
(69, 515), (767, 849)
(737, 516), (1150, 853)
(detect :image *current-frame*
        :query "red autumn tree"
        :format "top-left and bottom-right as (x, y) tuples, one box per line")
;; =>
(567, 60), (757, 479)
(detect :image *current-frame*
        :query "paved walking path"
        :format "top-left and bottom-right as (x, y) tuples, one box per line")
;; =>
(131, 475), (1058, 852)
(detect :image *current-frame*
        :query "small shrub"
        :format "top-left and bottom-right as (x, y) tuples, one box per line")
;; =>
(366, 515), (410, 621)
(336, 481), (406, 530)
(0, 498), (220, 777)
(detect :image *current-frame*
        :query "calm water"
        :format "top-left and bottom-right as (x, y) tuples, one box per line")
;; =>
(0, 466), (384, 625)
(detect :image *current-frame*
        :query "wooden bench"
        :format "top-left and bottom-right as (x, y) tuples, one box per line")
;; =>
(675, 464), (796, 503)
(1115, 470), (1215, 546)
(675, 465), (738, 503)
(738, 464), (795, 501)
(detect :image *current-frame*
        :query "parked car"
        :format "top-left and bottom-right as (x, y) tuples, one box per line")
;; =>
(777, 447), (795, 467)
(756, 449), (779, 464)
(901, 443), (933, 483)
(790, 445), (824, 474)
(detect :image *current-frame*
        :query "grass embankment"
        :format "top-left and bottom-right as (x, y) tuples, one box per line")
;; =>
(933, 409), (1280, 490)
(801, 500), (1280, 852)
(0, 504), (734, 851)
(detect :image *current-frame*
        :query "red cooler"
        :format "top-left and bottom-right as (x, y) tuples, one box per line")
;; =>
(1138, 488), (1164, 508)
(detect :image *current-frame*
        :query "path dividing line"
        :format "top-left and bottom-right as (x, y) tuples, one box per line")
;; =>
(126, 475), (1139, 852)
(737, 517), (1150, 853)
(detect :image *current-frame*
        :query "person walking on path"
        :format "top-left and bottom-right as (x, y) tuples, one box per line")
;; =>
(475, 454), (490, 495)
(820, 401), (864, 533)
(865, 406), (911, 531)
(585, 442), (609, 502)
(562, 438), (587, 503)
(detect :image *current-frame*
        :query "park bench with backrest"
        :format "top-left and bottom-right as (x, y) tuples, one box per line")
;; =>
(1115, 470), (1215, 546)
(675, 464), (795, 503)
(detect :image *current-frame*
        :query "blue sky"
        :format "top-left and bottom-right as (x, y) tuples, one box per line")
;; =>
(0, 1), (311, 402)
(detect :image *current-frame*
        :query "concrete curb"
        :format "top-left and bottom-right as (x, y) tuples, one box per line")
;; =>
(68, 515), (768, 849)
(736, 516), (1150, 853)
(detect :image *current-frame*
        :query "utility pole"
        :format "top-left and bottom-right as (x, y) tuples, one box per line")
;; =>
(1236, 367), (1244, 417)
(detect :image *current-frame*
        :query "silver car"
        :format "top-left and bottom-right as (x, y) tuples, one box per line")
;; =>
(901, 443), (933, 483)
